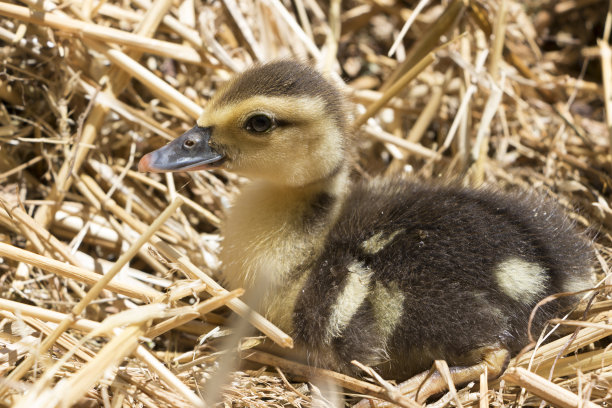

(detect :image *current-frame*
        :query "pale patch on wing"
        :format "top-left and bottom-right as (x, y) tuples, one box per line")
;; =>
(472, 291), (505, 322)
(494, 257), (548, 304)
(361, 229), (404, 255)
(562, 271), (594, 294)
(326, 261), (372, 341)
(370, 281), (405, 340)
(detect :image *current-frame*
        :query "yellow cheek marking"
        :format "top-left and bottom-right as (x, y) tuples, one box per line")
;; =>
(326, 261), (372, 341)
(494, 257), (548, 304)
(370, 281), (405, 340)
(361, 229), (404, 255)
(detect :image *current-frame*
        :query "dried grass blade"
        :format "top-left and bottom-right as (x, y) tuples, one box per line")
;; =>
(479, 368), (488, 408)
(147, 289), (244, 338)
(0, 298), (99, 333)
(0, 298), (205, 407)
(503, 367), (602, 408)
(123, 169), (221, 227)
(293, 0), (313, 41)
(78, 79), (177, 141)
(0, 197), (183, 395)
(488, 0), (508, 79)
(354, 52), (435, 128)
(264, 0), (322, 61)
(388, 0), (431, 57)
(534, 348), (612, 378)
(133, 346), (205, 408)
(407, 68), (452, 144)
(84, 39), (202, 119)
(32, 0), (176, 230)
(129, 0), (206, 51)
(222, 0), (265, 62)
(434, 360), (463, 408)
(23, 324), (147, 408)
(439, 49), (489, 153)
(514, 326), (612, 368)
(351, 360), (421, 408)
(381, 0), (466, 91)
(363, 125), (440, 160)
(0, 156), (42, 181)
(133, 0), (174, 38)
(0, 242), (160, 300)
(599, 39), (612, 148)
(0, 3), (202, 64)
(470, 74), (504, 185)
(548, 319), (612, 331)
(242, 350), (415, 407)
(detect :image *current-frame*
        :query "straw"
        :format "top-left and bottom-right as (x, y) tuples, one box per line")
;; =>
(0, 197), (184, 395)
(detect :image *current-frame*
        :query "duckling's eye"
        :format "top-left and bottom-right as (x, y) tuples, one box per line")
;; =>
(245, 114), (275, 133)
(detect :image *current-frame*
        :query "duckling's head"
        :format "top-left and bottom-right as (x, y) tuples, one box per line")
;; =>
(139, 61), (347, 186)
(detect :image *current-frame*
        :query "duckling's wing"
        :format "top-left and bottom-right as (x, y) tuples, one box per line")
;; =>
(292, 179), (592, 380)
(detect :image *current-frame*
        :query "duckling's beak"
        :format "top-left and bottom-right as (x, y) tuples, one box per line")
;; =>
(138, 126), (224, 173)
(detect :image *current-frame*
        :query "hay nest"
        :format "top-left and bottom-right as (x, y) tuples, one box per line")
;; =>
(0, 0), (610, 407)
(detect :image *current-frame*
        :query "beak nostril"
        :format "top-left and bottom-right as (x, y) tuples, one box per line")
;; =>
(184, 139), (196, 148)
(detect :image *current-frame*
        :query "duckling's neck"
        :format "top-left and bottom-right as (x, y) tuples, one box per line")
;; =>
(221, 165), (349, 294)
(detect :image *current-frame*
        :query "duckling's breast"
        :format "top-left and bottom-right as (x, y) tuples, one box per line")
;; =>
(220, 180), (345, 332)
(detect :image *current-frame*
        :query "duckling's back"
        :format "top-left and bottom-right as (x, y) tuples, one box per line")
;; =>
(291, 179), (593, 379)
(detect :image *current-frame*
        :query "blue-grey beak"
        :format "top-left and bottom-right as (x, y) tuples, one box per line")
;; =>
(138, 126), (224, 173)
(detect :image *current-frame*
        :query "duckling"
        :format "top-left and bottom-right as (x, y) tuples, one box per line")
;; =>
(138, 60), (594, 401)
